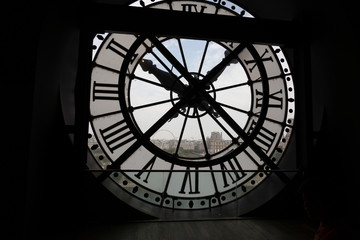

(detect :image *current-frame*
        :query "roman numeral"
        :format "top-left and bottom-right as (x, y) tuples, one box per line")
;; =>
(249, 120), (277, 154)
(181, 4), (207, 13)
(92, 81), (119, 101)
(220, 157), (247, 188)
(179, 167), (200, 194)
(255, 89), (283, 109)
(106, 38), (138, 63)
(99, 120), (135, 153)
(244, 48), (273, 73)
(135, 155), (156, 183)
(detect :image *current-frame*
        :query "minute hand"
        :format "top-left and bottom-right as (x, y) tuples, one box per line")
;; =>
(201, 43), (246, 88)
(203, 50), (239, 89)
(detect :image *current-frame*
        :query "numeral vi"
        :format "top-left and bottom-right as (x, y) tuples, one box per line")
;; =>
(179, 167), (200, 194)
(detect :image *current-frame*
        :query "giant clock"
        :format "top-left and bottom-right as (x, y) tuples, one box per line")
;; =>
(87, 0), (296, 218)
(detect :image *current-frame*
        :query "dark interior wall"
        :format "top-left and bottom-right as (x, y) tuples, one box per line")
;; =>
(2, 0), (359, 239)
(2, 1), (42, 239)
(246, 0), (360, 223)
(1, 1), (86, 238)
(2, 2), (152, 239)
(25, 3), (81, 236)
(307, 0), (360, 224)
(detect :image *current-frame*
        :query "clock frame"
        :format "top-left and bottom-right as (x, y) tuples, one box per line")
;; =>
(86, 0), (297, 219)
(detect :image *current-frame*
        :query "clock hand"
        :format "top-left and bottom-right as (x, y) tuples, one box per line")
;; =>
(189, 44), (246, 118)
(204, 50), (238, 89)
(197, 49), (239, 116)
(139, 59), (185, 95)
(139, 55), (234, 118)
(197, 50), (239, 116)
(146, 37), (238, 119)
(202, 43), (246, 89)
(140, 59), (187, 121)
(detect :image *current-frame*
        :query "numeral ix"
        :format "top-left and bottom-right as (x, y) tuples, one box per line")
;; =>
(93, 81), (119, 101)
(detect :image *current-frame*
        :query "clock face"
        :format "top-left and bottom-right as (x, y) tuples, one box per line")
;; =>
(87, 0), (296, 218)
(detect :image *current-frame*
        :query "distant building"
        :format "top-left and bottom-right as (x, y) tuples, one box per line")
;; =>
(206, 132), (230, 154)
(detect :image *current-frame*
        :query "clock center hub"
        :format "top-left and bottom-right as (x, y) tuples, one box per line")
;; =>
(171, 73), (217, 118)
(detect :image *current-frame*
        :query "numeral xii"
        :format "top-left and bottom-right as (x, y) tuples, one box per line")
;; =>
(179, 167), (200, 194)
(181, 4), (207, 13)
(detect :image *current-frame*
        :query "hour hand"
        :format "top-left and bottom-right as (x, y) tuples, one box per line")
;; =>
(139, 59), (185, 94)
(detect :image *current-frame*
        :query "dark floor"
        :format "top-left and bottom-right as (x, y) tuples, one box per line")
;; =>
(64, 218), (315, 240)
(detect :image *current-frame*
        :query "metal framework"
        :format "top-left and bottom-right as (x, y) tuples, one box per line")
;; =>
(83, 4), (300, 46)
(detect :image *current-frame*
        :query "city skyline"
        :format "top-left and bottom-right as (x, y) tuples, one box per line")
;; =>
(151, 131), (232, 157)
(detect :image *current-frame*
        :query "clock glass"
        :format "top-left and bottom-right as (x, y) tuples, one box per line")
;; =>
(87, 0), (296, 218)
